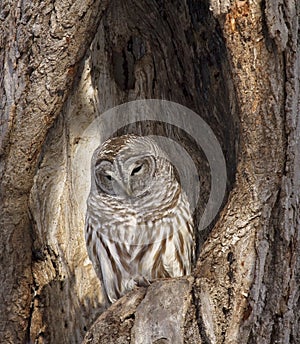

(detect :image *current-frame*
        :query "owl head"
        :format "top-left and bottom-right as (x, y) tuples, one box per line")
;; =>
(91, 135), (176, 201)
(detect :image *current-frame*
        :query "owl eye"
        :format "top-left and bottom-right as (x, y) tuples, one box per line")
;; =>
(131, 164), (143, 176)
(129, 156), (156, 180)
(94, 160), (115, 195)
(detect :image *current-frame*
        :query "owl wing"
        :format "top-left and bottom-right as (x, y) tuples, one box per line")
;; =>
(161, 219), (195, 277)
(86, 212), (143, 303)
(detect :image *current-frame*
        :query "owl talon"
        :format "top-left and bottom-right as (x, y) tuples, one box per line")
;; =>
(133, 276), (151, 287)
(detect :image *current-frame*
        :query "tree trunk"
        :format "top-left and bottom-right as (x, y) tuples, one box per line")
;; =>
(0, 1), (109, 342)
(0, 1), (299, 344)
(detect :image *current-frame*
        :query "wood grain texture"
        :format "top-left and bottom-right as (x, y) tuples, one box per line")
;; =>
(131, 279), (192, 344)
(1, 0), (299, 343)
(194, 0), (300, 343)
(0, 0), (109, 342)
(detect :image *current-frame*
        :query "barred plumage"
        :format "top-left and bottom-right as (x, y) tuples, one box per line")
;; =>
(85, 134), (195, 303)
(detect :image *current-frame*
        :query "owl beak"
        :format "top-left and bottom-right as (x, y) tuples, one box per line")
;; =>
(123, 183), (133, 196)
(118, 180), (132, 197)
(126, 188), (133, 196)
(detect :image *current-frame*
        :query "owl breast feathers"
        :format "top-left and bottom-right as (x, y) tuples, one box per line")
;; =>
(85, 134), (195, 303)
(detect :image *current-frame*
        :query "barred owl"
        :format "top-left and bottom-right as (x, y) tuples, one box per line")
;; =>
(85, 134), (195, 303)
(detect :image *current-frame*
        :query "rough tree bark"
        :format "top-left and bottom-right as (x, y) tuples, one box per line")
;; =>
(0, 1), (109, 342)
(0, 1), (299, 344)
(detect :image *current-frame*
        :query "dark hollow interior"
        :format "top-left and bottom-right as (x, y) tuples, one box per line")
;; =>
(90, 0), (240, 255)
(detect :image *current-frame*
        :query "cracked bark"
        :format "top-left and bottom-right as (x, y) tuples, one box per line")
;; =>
(0, 0), (109, 342)
(0, 0), (299, 343)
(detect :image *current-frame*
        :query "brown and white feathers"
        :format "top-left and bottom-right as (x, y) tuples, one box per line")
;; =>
(85, 134), (195, 303)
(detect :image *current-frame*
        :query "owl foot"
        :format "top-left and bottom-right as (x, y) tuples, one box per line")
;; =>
(133, 275), (151, 287)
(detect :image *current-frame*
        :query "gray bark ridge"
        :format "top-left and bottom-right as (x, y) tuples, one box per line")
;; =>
(131, 279), (192, 344)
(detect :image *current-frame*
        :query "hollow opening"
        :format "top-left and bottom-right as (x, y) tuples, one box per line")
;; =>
(89, 0), (239, 251)
(29, 0), (239, 342)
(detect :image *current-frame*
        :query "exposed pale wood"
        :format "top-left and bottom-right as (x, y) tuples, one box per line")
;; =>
(0, 0), (109, 342)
